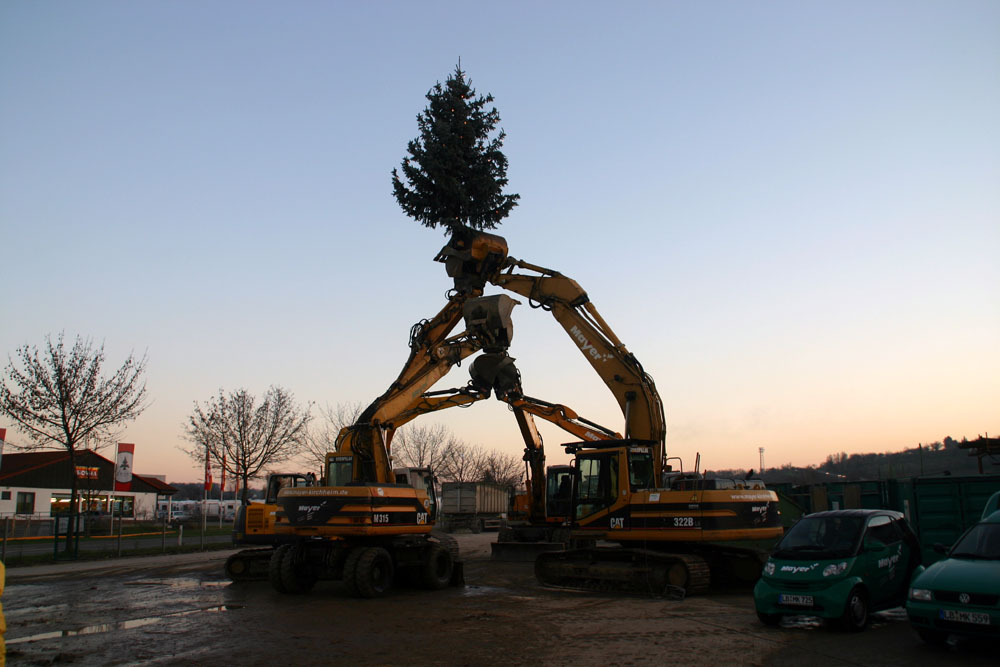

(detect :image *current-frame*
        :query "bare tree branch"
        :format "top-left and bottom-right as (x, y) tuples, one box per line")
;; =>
(184, 386), (312, 503)
(0, 332), (149, 550)
(299, 401), (363, 474)
(391, 422), (452, 470)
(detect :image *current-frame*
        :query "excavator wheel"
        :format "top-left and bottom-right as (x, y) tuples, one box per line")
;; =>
(225, 553), (249, 581)
(341, 547), (365, 597)
(269, 544), (291, 593)
(225, 548), (273, 583)
(280, 543), (318, 594)
(355, 547), (394, 598)
(421, 543), (454, 590)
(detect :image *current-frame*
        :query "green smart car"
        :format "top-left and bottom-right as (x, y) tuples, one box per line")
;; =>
(754, 509), (922, 631)
(907, 508), (1000, 644)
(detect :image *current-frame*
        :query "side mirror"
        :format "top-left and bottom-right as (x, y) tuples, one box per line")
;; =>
(932, 542), (948, 555)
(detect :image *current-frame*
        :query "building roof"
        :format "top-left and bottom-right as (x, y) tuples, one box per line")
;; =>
(0, 449), (177, 495)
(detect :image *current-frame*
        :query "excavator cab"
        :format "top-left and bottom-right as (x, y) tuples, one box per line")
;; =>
(326, 454), (355, 487)
(567, 440), (658, 525)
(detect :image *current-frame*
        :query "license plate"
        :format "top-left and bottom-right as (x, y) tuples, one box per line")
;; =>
(940, 609), (991, 625)
(779, 594), (814, 607)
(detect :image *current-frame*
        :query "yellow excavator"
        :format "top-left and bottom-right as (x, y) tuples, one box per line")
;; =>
(439, 227), (784, 595)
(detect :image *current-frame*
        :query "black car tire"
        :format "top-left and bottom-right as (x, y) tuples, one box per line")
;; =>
(916, 628), (948, 645)
(840, 586), (869, 631)
(757, 611), (781, 627)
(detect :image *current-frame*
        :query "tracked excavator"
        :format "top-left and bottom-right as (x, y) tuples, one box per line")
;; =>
(438, 227), (785, 595)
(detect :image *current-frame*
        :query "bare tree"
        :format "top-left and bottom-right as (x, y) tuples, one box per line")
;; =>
(185, 386), (312, 503)
(300, 401), (363, 474)
(391, 422), (452, 470)
(477, 449), (523, 488)
(0, 333), (148, 547)
(436, 438), (484, 482)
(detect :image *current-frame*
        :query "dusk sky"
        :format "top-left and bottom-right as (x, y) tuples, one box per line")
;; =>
(2, 2), (997, 483)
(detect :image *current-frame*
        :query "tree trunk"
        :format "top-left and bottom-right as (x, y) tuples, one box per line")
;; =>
(67, 446), (78, 553)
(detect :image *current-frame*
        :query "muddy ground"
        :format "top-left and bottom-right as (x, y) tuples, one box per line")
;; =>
(4, 534), (994, 667)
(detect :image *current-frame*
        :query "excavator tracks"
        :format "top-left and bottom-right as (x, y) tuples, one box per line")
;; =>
(534, 547), (711, 598)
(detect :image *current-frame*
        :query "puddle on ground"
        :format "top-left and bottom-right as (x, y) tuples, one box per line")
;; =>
(461, 585), (512, 597)
(777, 606), (907, 631)
(780, 615), (823, 629)
(7, 605), (246, 645)
(873, 606), (907, 622)
(123, 577), (229, 590)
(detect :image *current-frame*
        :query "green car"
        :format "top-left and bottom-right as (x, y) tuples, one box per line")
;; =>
(907, 509), (1000, 644)
(754, 509), (922, 631)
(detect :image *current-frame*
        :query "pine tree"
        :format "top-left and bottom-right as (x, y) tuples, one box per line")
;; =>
(392, 65), (519, 233)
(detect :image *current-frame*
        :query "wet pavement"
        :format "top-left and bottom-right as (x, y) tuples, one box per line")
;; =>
(3, 536), (995, 666)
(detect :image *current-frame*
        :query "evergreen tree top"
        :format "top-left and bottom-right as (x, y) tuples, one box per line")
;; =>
(392, 65), (519, 233)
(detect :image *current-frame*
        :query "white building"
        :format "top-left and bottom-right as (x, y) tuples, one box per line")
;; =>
(0, 449), (177, 522)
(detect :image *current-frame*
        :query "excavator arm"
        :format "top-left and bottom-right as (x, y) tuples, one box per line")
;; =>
(489, 257), (666, 476)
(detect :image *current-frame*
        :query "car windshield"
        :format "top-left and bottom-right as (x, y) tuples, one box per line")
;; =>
(950, 522), (1000, 560)
(773, 515), (864, 559)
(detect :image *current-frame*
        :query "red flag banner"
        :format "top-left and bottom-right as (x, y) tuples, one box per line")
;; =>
(204, 447), (213, 492)
(114, 443), (135, 491)
(221, 451), (226, 496)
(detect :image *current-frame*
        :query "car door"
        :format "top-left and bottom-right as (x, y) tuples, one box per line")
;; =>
(862, 514), (906, 604)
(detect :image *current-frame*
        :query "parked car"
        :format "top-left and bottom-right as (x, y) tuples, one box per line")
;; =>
(906, 509), (1000, 644)
(754, 509), (922, 631)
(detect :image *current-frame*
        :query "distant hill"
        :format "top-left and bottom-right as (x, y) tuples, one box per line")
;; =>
(709, 435), (998, 484)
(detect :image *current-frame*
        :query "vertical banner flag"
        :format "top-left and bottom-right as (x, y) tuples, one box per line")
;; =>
(221, 451), (226, 497)
(204, 446), (213, 492)
(0, 427), (6, 474)
(114, 443), (135, 491)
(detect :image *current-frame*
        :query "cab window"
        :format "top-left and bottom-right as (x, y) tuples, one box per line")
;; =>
(864, 515), (898, 547)
(627, 450), (654, 491)
(326, 456), (354, 487)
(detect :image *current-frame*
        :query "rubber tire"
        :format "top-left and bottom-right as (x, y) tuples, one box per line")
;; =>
(757, 611), (781, 627)
(341, 547), (364, 597)
(225, 554), (247, 580)
(917, 628), (948, 645)
(421, 543), (454, 590)
(280, 544), (318, 594)
(269, 545), (291, 593)
(840, 586), (869, 631)
(355, 547), (394, 599)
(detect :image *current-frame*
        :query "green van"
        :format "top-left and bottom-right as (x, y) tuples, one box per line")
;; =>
(754, 509), (922, 631)
(906, 508), (1000, 644)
